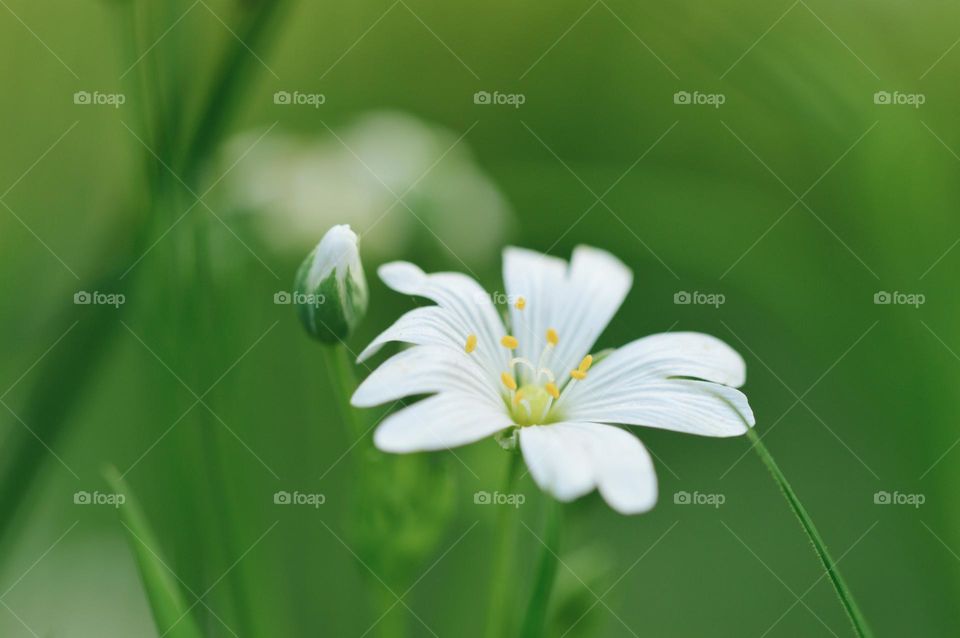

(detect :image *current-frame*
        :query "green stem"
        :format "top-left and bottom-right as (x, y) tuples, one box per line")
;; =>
(373, 584), (406, 638)
(520, 497), (562, 638)
(484, 452), (522, 638)
(322, 346), (367, 440)
(322, 346), (402, 637)
(179, 0), (289, 181)
(746, 428), (873, 638)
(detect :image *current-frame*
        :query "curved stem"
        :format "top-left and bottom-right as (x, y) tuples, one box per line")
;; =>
(746, 427), (873, 638)
(520, 497), (562, 638)
(484, 453), (522, 638)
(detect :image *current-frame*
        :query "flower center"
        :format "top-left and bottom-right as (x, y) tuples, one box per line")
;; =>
(511, 384), (553, 426)
(463, 298), (594, 426)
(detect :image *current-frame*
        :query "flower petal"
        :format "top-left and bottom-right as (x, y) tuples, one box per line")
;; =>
(562, 379), (754, 437)
(352, 345), (502, 407)
(503, 246), (632, 385)
(578, 331), (747, 388)
(519, 422), (657, 514)
(374, 393), (514, 452)
(375, 261), (509, 381)
(357, 306), (459, 363)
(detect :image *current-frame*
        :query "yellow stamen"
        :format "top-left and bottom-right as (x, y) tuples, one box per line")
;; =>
(545, 382), (559, 399)
(464, 334), (477, 353)
(570, 355), (593, 380)
(501, 372), (517, 391)
(546, 328), (559, 346)
(500, 335), (519, 349)
(578, 355), (593, 373)
(513, 389), (525, 405)
(515, 297), (526, 310)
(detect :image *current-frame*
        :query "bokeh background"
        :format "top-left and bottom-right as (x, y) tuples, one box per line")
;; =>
(1, 0), (958, 635)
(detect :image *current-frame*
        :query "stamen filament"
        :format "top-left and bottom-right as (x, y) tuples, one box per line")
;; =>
(509, 357), (537, 374)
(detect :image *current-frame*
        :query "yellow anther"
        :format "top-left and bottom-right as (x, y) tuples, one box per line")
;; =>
(571, 355), (593, 380)
(464, 334), (478, 353)
(546, 328), (559, 346)
(500, 335), (519, 349)
(513, 389), (525, 405)
(515, 297), (526, 310)
(545, 382), (560, 399)
(578, 355), (593, 373)
(501, 372), (518, 391)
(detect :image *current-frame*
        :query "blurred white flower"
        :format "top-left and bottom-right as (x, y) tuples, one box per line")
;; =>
(218, 111), (512, 261)
(351, 245), (755, 515)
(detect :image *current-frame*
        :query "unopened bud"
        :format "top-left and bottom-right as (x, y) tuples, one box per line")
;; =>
(294, 225), (368, 343)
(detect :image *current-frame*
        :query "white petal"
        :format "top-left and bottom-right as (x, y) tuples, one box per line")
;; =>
(519, 422), (657, 514)
(503, 246), (631, 385)
(374, 393), (514, 453)
(519, 423), (595, 501)
(562, 379), (754, 437)
(376, 261), (509, 379)
(357, 306), (460, 363)
(579, 332), (747, 388)
(352, 345), (502, 407)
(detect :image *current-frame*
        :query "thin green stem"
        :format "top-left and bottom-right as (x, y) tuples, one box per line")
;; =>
(373, 584), (406, 638)
(746, 428), (873, 638)
(179, 0), (289, 181)
(322, 346), (367, 441)
(322, 346), (405, 637)
(484, 452), (522, 638)
(520, 497), (562, 638)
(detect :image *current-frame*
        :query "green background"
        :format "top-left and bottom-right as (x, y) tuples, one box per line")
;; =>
(0, 0), (958, 635)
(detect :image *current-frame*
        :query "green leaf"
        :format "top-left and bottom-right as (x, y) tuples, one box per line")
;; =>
(104, 467), (204, 638)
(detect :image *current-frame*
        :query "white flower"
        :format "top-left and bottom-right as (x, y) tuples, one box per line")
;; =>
(218, 111), (512, 260)
(351, 246), (754, 514)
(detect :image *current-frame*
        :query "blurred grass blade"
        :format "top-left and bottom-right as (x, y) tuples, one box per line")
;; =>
(104, 467), (204, 638)
(745, 428), (874, 638)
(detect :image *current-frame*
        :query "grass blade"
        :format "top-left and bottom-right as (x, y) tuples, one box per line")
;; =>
(104, 467), (204, 638)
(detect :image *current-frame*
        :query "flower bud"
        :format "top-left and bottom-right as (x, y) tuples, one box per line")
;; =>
(294, 225), (368, 343)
